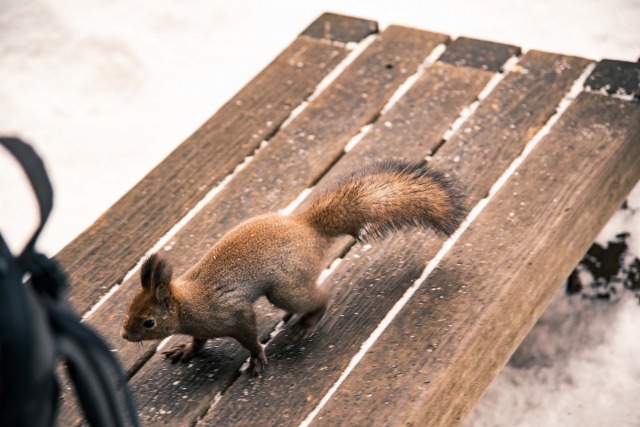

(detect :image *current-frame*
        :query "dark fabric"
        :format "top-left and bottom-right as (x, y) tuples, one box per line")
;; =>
(0, 137), (139, 427)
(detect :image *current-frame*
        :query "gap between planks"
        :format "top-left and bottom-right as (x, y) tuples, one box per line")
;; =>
(438, 55), (520, 146)
(299, 61), (596, 427)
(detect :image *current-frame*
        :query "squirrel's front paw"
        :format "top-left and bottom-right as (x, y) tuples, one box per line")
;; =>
(163, 343), (198, 364)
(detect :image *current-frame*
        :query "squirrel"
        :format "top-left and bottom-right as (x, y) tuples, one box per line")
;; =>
(120, 160), (465, 375)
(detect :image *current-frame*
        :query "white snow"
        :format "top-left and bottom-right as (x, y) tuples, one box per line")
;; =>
(596, 183), (640, 258)
(1, 1), (639, 426)
(467, 293), (640, 427)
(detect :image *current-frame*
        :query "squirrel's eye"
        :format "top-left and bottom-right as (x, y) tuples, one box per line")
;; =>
(143, 319), (155, 329)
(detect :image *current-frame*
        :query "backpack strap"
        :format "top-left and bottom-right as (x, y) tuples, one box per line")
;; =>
(0, 137), (53, 266)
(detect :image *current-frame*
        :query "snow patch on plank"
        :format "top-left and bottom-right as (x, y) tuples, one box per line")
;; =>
(317, 257), (345, 286)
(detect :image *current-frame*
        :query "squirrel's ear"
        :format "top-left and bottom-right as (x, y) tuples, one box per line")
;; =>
(150, 255), (173, 310)
(140, 253), (173, 298)
(140, 253), (160, 290)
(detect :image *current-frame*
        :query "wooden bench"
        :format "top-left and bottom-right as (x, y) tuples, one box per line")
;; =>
(55, 13), (640, 426)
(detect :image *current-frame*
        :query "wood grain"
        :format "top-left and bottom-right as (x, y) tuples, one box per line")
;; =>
(55, 33), (358, 316)
(57, 25), (447, 426)
(318, 38), (519, 180)
(297, 38), (514, 262)
(197, 52), (591, 426)
(314, 92), (640, 426)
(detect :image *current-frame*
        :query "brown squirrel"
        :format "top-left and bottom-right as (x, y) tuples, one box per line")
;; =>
(120, 160), (465, 375)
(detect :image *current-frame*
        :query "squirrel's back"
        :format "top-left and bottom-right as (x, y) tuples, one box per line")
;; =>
(298, 160), (465, 241)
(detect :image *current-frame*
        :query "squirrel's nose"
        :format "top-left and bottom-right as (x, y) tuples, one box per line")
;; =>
(120, 328), (141, 342)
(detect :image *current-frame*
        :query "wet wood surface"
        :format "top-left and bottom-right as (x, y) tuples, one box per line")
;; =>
(55, 13), (640, 427)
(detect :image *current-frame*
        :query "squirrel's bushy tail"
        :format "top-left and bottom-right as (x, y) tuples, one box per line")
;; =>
(299, 160), (466, 241)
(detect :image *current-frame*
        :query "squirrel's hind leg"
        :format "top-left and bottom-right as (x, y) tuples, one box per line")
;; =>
(289, 300), (327, 342)
(267, 282), (329, 341)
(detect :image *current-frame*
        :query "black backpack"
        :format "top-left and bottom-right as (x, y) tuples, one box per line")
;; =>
(0, 137), (140, 427)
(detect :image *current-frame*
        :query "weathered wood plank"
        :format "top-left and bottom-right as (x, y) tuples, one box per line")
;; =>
(437, 50), (591, 206)
(197, 52), (591, 426)
(57, 26), (448, 426)
(313, 92), (640, 427)
(56, 27), (364, 316)
(586, 59), (640, 99)
(438, 36), (519, 72)
(301, 12), (378, 43)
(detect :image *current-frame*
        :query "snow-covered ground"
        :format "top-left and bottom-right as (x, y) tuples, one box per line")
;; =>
(1, 1), (639, 425)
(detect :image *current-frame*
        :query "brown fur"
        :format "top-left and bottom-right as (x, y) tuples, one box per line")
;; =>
(120, 160), (465, 375)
